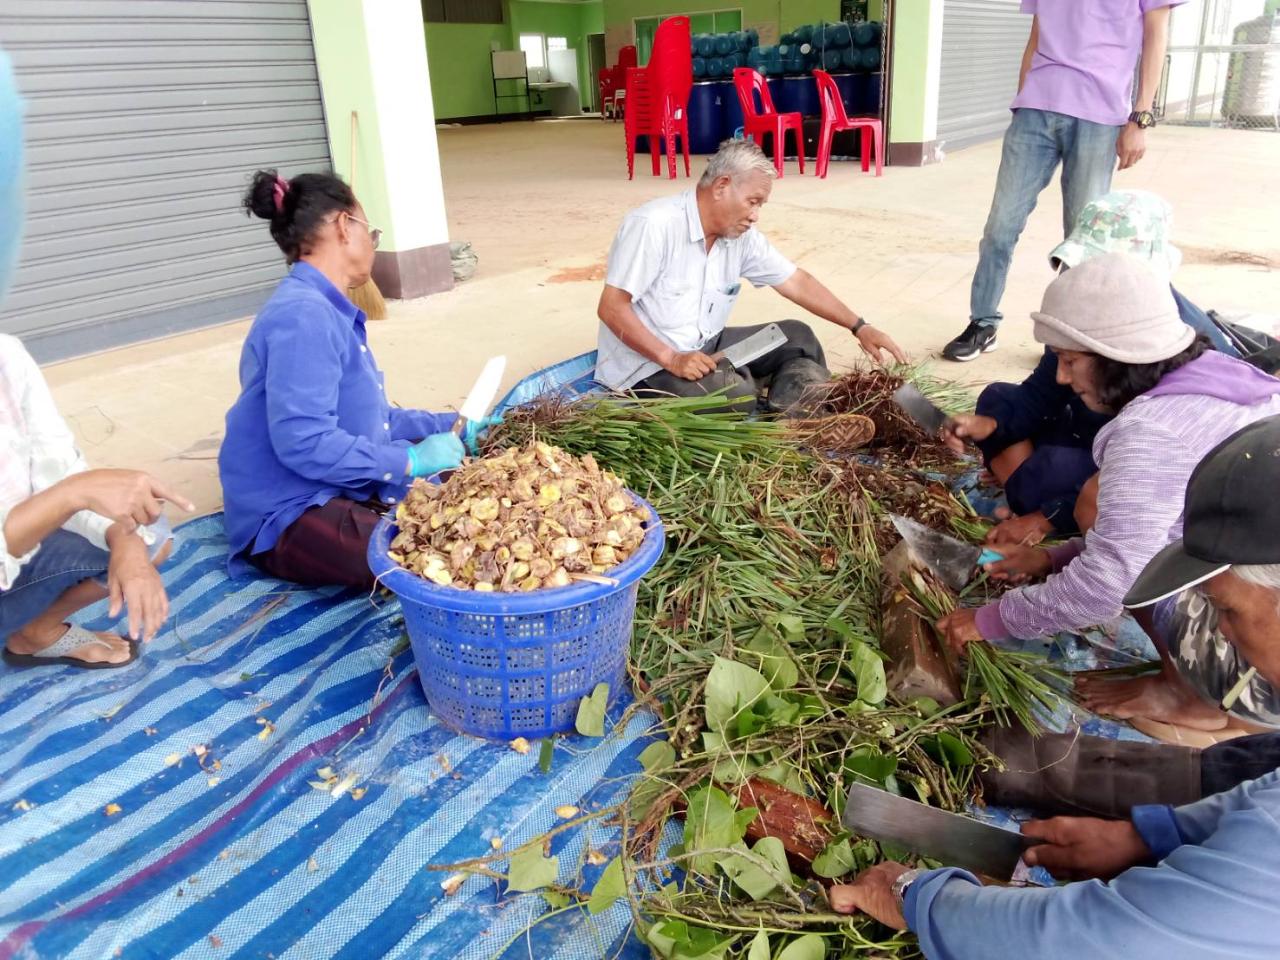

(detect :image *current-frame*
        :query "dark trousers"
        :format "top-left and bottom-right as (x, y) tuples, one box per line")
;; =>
(249, 498), (382, 590)
(975, 381), (1101, 532)
(633, 320), (829, 414)
(980, 727), (1280, 818)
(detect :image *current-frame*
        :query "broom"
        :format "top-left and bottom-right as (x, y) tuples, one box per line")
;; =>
(347, 110), (388, 321)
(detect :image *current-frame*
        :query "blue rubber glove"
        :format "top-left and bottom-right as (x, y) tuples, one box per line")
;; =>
(406, 432), (465, 478)
(461, 414), (503, 455)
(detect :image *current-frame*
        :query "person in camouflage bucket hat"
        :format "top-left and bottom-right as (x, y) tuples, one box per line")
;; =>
(1048, 190), (1181, 275)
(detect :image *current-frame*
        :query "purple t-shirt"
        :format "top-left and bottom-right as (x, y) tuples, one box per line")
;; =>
(1012, 0), (1186, 126)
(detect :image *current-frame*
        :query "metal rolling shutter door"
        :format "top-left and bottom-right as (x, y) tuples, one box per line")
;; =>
(0, 0), (333, 362)
(936, 0), (1030, 151)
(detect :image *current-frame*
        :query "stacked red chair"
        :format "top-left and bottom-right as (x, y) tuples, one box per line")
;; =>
(813, 69), (883, 177)
(624, 18), (693, 180)
(732, 67), (804, 177)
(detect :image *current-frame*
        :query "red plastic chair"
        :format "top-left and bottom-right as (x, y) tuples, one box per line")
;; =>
(733, 68), (804, 177)
(618, 44), (638, 69)
(813, 69), (883, 178)
(623, 18), (692, 180)
(648, 17), (692, 179)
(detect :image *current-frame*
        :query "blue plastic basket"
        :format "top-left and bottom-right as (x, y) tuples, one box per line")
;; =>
(367, 496), (665, 740)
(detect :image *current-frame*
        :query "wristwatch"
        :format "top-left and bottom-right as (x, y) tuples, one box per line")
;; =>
(891, 867), (924, 909)
(1128, 109), (1156, 129)
(851, 317), (867, 336)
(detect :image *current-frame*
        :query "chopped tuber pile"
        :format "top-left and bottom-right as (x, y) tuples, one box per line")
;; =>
(389, 441), (650, 591)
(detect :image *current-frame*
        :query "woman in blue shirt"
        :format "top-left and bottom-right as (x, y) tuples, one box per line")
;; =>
(219, 170), (466, 589)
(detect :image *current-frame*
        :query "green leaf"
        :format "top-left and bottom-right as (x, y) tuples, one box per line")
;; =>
(747, 929), (772, 960)
(924, 731), (974, 768)
(811, 838), (857, 879)
(843, 748), (899, 787)
(507, 846), (559, 892)
(683, 786), (750, 875)
(541, 890), (571, 909)
(575, 682), (610, 737)
(587, 857), (627, 915)
(744, 630), (800, 691)
(720, 836), (790, 900)
(775, 934), (826, 960)
(771, 614), (806, 644)
(638, 740), (676, 772)
(847, 637), (887, 705)
(538, 736), (555, 774)
(704, 657), (771, 734)
(645, 920), (733, 960)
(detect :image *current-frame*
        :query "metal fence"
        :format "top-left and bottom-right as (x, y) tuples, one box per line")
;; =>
(1158, 1), (1280, 129)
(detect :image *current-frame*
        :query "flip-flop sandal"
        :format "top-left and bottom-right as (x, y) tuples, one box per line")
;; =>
(2, 624), (139, 670)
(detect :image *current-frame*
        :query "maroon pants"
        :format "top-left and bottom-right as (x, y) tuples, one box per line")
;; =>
(249, 498), (382, 590)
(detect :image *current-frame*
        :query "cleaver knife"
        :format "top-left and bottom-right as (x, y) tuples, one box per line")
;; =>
(842, 780), (1034, 879)
(451, 355), (507, 437)
(714, 322), (789, 370)
(891, 383), (950, 437)
(890, 514), (1003, 592)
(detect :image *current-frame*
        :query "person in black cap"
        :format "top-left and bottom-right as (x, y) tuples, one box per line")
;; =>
(830, 416), (1280, 960)
(979, 415), (1280, 820)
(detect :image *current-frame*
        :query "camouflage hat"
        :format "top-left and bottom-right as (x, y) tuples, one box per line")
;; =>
(1049, 190), (1182, 277)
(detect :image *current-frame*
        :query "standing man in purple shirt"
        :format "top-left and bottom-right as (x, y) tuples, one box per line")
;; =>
(942, 0), (1185, 362)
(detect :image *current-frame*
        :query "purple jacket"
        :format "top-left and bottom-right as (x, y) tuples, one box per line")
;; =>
(977, 352), (1280, 641)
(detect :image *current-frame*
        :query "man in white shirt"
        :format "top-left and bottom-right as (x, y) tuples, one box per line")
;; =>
(595, 140), (906, 412)
(0, 51), (192, 669)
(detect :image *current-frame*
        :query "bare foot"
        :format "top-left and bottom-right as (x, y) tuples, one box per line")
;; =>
(1075, 672), (1227, 731)
(6, 624), (133, 665)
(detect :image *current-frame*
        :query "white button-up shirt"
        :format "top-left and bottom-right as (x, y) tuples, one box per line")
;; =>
(0, 335), (148, 589)
(595, 189), (796, 390)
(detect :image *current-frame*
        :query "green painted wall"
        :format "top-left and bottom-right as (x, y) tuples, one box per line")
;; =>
(780, 0), (840, 32)
(509, 0), (602, 110)
(310, 0), (399, 247)
(887, 0), (931, 143)
(425, 22), (513, 120)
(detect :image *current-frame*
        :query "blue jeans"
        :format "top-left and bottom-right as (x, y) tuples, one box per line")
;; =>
(971, 109), (1121, 327)
(0, 521), (172, 639)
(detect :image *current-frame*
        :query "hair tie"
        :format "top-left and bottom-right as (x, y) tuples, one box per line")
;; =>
(272, 175), (290, 215)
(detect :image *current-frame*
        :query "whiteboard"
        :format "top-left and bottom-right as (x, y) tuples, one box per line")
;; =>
(491, 50), (528, 80)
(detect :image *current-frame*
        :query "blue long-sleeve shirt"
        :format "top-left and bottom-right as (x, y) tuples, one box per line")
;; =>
(903, 769), (1280, 960)
(219, 262), (454, 574)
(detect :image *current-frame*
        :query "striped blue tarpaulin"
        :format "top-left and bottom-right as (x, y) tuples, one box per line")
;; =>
(0, 516), (658, 960)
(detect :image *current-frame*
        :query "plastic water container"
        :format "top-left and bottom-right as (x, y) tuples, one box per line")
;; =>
(841, 47), (860, 71)
(822, 48), (843, 71)
(707, 56), (725, 78)
(859, 47), (882, 71)
(714, 33), (734, 55)
(693, 57), (707, 78)
(854, 21), (883, 47)
(368, 499), (665, 740)
(694, 34), (716, 57)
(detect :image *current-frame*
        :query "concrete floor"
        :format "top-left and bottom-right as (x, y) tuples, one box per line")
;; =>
(42, 120), (1280, 516)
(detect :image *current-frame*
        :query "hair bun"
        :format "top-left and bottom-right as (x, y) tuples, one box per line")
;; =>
(245, 169), (286, 221)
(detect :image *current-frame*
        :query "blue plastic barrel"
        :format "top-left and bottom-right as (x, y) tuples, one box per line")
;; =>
(778, 75), (819, 116)
(719, 78), (744, 139)
(832, 71), (862, 116)
(687, 80), (726, 153)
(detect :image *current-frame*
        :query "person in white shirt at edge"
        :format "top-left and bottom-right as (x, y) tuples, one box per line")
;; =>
(595, 139), (907, 413)
(0, 50), (194, 670)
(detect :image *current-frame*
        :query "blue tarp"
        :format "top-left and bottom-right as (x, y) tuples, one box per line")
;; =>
(0, 516), (658, 959)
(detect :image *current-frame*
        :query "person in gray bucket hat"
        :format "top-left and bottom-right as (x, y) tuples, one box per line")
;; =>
(941, 190), (1238, 550)
(936, 253), (1280, 656)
